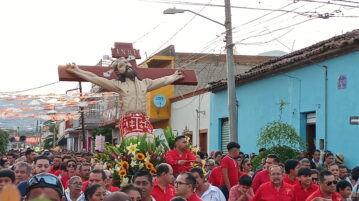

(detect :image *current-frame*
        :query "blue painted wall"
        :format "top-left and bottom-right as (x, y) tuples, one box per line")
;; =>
(210, 51), (359, 168)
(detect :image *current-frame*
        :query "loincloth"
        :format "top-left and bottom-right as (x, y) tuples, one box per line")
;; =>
(119, 112), (154, 137)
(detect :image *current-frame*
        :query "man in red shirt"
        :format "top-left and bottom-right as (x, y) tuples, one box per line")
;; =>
(78, 162), (91, 182)
(252, 154), (279, 192)
(151, 163), (176, 201)
(305, 170), (343, 201)
(174, 172), (202, 201)
(293, 168), (318, 201)
(283, 159), (300, 186)
(208, 166), (223, 188)
(165, 136), (198, 175)
(221, 142), (241, 200)
(250, 165), (295, 201)
(49, 155), (62, 176)
(60, 159), (77, 189)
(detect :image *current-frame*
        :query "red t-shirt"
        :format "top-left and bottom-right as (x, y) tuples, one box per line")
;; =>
(187, 193), (203, 201)
(221, 155), (239, 187)
(250, 181), (295, 201)
(283, 174), (299, 186)
(305, 189), (343, 201)
(208, 166), (223, 188)
(61, 173), (70, 189)
(82, 180), (89, 192)
(165, 149), (196, 175)
(109, 185), (120, 192)
(151, 179), (176, 201)
(252, 169), (270, 193)
(293, 183), (318, 201)
(50, 166), (61, 176)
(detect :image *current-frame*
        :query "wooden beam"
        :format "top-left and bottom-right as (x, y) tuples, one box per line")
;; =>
(58, 65), (198, 85)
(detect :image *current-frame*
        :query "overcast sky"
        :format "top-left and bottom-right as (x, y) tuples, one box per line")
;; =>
(0, 0), (358, 95)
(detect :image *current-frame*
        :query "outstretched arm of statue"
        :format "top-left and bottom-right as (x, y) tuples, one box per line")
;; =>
(145, 70), (184, 92)
(65, 63), (118, 92)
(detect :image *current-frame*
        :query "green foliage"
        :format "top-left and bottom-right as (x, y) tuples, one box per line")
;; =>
(252, 100), (305, 170)
(104, 134), (170, 156)
(257, 121), (305, 149)
(92, 127), (112, 143)
(252, 146), (300, 171)
(0, 130), (9, 154)
(43, 135), (55, 149)
(163, 127), (176, 150)
(96, 133), (171, 187)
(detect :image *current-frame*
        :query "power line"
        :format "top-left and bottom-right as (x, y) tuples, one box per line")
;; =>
(236, 27), (295, 46)
(298, 0), (359, 8)
(138, 0), (320, 16)
(236, 18), (316, 43)
(237, 2), (297, 28)
(132, 20), (165, 44)
(333, 0), (359, 4)
(0, 81), (60, 94)
(148, 0), (213, 57)
(231, 3), (329, 42)
(232, 3), (308, 35)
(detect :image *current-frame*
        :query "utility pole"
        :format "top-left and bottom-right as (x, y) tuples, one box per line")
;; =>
(79, 81), (87, 151)
(224, 0), (238, 142)
(163, 0), (238, 142)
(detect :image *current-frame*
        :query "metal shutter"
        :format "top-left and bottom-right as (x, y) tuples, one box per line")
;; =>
(221, 119), (230, 154)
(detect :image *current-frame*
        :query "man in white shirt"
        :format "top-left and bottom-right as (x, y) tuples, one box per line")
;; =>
(191, 167), (226, 201)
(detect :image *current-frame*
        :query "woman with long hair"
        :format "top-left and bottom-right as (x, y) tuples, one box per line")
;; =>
(239, 158), (254, 178)
(84, 184), (106, 201)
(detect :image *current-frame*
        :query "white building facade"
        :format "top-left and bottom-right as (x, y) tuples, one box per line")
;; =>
(170, 89), (210, 153)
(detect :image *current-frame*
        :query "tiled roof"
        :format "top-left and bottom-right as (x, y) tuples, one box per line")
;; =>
(209, 29), (359, 92)
(170, 88), (207, 103)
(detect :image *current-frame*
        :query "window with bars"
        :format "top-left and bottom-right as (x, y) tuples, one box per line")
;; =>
(221, 118), (229, 154)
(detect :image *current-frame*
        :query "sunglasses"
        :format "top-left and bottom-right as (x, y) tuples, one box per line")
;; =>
(312, 178), (319, 181)
(67, 164), (76, 168)
(27, 174), (64, 195)
(326, 180), (338, 186)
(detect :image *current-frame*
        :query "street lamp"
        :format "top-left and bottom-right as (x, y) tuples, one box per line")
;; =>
(163, 0), (238, 142)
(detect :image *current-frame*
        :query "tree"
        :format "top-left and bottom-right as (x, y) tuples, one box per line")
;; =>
(0, 130), (9, 154)
(252, 100), (305, 170)
(43, 135), (55, 150)
(91, 127), (112, 143)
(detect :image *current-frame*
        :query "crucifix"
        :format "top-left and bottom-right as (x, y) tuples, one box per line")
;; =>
(58, 42), (197, 140)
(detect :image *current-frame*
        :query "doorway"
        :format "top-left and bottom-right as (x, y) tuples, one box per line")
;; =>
(306, 113), (316, 156)
(199, 129), (208, 153)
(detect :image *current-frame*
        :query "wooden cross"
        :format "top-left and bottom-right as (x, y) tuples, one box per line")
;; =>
(58, 42), (197, 85)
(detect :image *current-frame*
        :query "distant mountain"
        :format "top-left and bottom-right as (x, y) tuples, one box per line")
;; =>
(257, 50), (288, 57)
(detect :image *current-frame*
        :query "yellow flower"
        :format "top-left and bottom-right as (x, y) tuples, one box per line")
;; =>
(121, 161), (129, 170)
(191, 146), (200, 153)
(118, 169), (127, 177)
(149, 168), (157, 175)
(145, 162), (154, 170)
(136, 153), (145, 161)
(126, 143), (139, 155)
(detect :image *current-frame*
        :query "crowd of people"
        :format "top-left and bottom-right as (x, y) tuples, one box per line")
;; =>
(0, 135), (358, 201)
